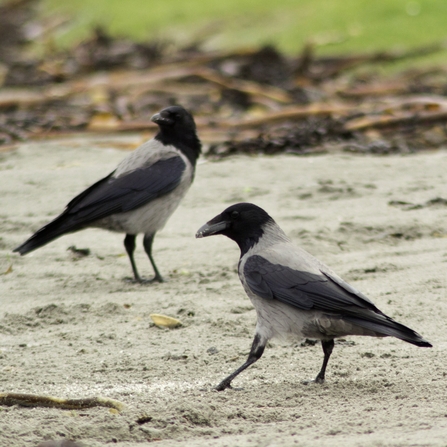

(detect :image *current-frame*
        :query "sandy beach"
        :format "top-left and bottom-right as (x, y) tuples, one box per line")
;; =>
(1, 136), (446, 446)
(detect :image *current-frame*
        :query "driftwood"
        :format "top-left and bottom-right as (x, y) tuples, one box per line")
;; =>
(345, 110), (447, 131)
(219, 103), (354, 129)
(344, 95), (447, 131)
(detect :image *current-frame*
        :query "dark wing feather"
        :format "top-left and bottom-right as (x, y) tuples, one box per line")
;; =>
(244, 255), (379, 314)
(243, 255), (431, 347)
(66, 156), (186, 223)
(13, 156), (186, 255)
(65, 171), (115, 209)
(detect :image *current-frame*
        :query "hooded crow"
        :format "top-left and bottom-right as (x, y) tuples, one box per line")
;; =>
(14, 105), (201, 283)
(196, 202), (432, 390)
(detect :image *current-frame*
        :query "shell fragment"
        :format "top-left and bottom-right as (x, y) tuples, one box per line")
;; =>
(150, 313), (182, 329)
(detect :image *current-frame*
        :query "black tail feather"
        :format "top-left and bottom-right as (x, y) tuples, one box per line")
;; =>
(13, 214), (82, 255)
(344, 315), (432, 347)
(14, 172), (117, 255)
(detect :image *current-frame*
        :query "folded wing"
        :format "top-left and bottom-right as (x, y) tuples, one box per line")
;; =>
(244, 255), (431, 347)
(66, 156), (186, 222)
(14, 156), (186, 254)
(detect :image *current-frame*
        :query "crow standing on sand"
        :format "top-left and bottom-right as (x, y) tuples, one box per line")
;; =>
(14, 105), (201, 283)
(196, 203), (432, 390)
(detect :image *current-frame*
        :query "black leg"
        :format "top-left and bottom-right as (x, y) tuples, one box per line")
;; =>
(215, 333), (266, 391)
(143, 233), (164, 283)
(124, 234), (142, 282)
(314, 339), (334, 383)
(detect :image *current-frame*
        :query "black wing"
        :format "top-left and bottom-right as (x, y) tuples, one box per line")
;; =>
(244, 254), (380, 314)
(243, 254), (432, 347)
(13, 156), (186, 255)
(65, 156), (186, 223)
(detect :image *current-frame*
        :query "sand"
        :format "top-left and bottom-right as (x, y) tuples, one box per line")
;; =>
(0, 136), (446, 447)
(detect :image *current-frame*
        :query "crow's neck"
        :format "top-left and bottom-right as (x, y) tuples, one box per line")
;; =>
(155, 131), (201, 166)
(237, 222), (289, 258)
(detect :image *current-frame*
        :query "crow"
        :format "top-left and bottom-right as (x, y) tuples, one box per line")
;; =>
(14, 105), (201, 283)
(196, 202), (432, 390)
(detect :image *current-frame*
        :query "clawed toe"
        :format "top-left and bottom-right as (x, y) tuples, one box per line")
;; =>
(123, 276), (164, 284)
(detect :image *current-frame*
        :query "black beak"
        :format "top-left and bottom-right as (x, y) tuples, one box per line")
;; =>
(196, 220), (229, 238)
(151, 111), (173, 126)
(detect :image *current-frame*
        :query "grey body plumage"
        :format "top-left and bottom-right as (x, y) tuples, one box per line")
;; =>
(14, 105), (201, 283)
(196, 202), (431, 390)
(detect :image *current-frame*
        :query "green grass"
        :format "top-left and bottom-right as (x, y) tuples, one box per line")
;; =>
(41, 0), (447, 61)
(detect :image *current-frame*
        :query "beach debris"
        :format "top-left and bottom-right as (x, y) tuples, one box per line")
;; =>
(1, 263), (13, 275)
(1, 0), (447, 155)
(150, 313), (182, 329)
(67, 246), (91, 257)
(0, 392), (125, 411)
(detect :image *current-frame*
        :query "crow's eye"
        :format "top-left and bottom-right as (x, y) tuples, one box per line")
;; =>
(231, 211), (239, 220)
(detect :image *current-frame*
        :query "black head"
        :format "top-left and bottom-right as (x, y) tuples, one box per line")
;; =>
(151, 105), (201, 165)
(196, 203), (274, 256)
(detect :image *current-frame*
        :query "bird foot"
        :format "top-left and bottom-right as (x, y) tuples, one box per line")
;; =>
(214, 381), (239, 392)
(301, 377), (325, 385)
(214, 381), (246, 391)
(124, 275), (164, 284)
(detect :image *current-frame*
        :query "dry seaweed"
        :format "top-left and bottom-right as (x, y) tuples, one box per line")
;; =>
(1, 0), (447, 156)
(0, 392), (124, 410)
